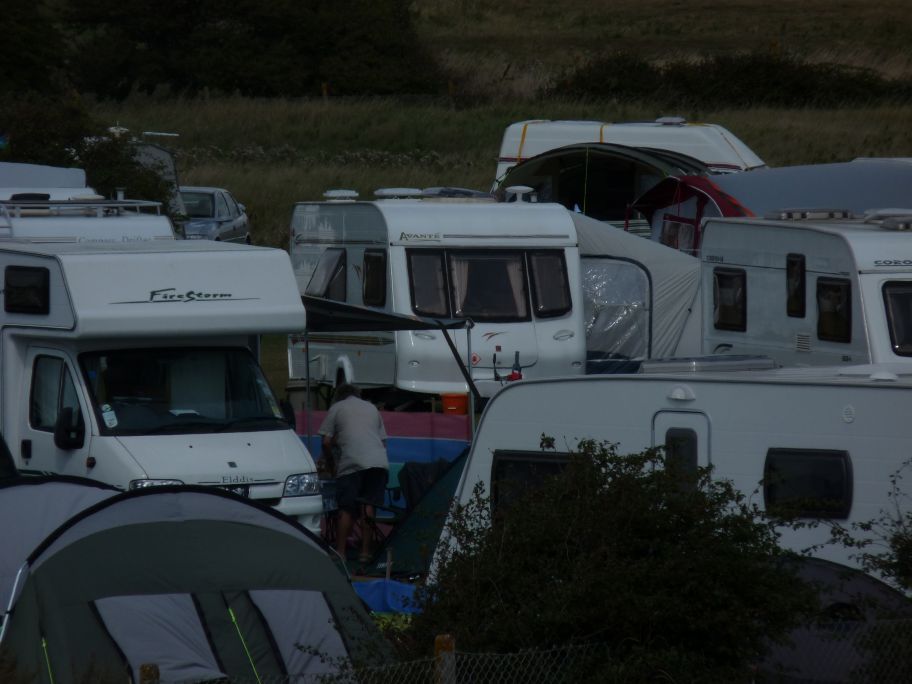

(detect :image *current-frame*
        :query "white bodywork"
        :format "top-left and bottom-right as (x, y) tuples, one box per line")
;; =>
(0, 240), (323, 533)
(289, 200), (587, 397)
(494, 118), (766, 183)
(691, 215), (912, 367)
(446, 364), (912, 574)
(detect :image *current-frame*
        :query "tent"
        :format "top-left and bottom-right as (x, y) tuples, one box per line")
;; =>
(0, 478), (391, 683)
(632, 159), (912, 254)
(569, 212), (701, 367)
(495, 143), (710, 223)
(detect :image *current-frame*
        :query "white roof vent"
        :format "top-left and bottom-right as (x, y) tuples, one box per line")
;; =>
(374, 187), (422, 199)
(655, 116), (686, 125)
(322, 189), (359, 201)
(503, 185), (537, 203)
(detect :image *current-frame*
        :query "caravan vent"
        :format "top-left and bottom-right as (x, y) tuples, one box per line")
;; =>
(323, 189), (359, 201)
(765, 209), (855, 221)
(795, 333), (811, 352)
(374, 187), (422, 199)
(655, 116), (686, 125)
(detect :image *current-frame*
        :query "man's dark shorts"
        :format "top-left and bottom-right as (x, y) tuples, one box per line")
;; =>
(336, 467), (387, 517)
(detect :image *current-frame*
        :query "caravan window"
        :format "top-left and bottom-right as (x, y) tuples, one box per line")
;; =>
(529, 251), (571, 317)
(816, 278), (851, 343)
(786, 254), (806, 318)
(362, 250), (387, 307)
(306, 248), (346, 301)
(660, 215), (698, 255)
(882, 281), (912, 355)
(712, 268), (746, 332)
(450, 251), (529, 321)
(5, 266), (50, 315)
(491, 450), (570, 513)
(764, 449), (852, 519)
(30, 356), (82, 432)
(408, 251), (448, 316)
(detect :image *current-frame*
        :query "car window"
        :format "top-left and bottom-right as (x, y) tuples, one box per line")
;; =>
(225, 192), (240, 217)
(215, 192), (231, 219)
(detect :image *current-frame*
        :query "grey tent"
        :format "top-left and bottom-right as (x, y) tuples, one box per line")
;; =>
(0, 478), (391, 683)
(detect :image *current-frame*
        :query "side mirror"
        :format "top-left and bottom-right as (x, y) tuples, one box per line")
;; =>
(280, 399), (296, 428)
(54, 406), (85, 450)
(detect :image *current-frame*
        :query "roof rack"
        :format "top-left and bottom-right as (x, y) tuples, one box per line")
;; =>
(0, 198), (163, 219)
(764, 208), (855, 221)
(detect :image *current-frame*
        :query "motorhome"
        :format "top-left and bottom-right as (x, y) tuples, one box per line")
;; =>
(494, 117), (765, 185)
(446, 361), (912, 574)
(288, 196), (587, 400)
(0, 238), (325, 533)
(691, 211), (912, 367)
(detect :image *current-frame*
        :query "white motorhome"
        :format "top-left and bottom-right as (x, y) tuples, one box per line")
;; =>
(494, 117), (766, 184)
(447, 362), (912, 574)
(288, 197), (587, 399)
(0, 238), (325, 533)
(690, 212), (912, 367)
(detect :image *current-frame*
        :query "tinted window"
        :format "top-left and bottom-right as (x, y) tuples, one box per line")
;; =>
(408, 250), (448, 317)
(882, 281), (912, 355)
(31, 356), (81, 432)
(306, 248), (346, 301)
(660, 215), (698, 254)
(362, 250), (387, 307)
(529, 251), (571, 317)
(491, 450), (569, 513)
(786, 254), (806, 318)
(5, 266), (50, 315)
(181, 192), (214, 218)
(817, 277), (851, 343)
(449, 251), (529, 321)
(713, 268), (746, 331)
(665, 428), (698, 477)
(764, 449), (852, 519)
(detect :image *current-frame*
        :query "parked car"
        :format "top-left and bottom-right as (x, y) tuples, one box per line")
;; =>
(179, 185), (251, 243)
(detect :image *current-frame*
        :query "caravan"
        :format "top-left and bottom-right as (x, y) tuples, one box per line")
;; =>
(0, 215), (324, 533)
(288, 196), (587, 399)
(448, 362), (912, 574)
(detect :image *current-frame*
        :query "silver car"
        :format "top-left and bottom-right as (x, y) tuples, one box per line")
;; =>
(179, 186), (251, 243)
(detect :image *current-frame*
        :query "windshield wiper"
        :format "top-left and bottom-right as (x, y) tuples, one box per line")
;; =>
(215, 415), (288, 432)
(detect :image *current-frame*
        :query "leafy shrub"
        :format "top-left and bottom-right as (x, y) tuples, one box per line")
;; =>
(407, 441), (818, 681)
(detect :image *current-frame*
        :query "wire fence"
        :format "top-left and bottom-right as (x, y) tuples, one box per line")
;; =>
(155, 618), (912, 684)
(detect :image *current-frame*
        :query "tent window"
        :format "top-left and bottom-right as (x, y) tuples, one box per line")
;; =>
(529, 250), (571, 318)
(713, 268), (747, 332)
(5, 266), (50, 315)
(362, 250), (387, 307)
(817, 277), (851, 343)
(883, 281), (912, 355)
(408, 250), (448, 317)
(30, 355), (82, 432)
(660, 214), (698, 255)
(491, 449), (569, 513)
(449, 251), (529, 321)
(786, 254), (806, 318)
(306, 248), (346, 301)
(764, 448), (852, 519)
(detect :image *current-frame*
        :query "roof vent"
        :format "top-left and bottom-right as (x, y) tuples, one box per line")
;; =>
(374, 188), (422, 199)
(323, 189), (359, 201)
(765, 208), (854, 221)
(503, 185), (537, 203)
(655, 116), (686, 125)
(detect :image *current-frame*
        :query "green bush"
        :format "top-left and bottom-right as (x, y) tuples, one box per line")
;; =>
(408, 441), (819, 680)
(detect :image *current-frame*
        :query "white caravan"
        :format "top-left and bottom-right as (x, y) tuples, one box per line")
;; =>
(0, 239), (324, 533)
(494, 117), (765, 185)
(288, 198), (586, 398)
(0, 162), (102, 201)
(447, 362), (912, 574)
(692, 212), (912, 367)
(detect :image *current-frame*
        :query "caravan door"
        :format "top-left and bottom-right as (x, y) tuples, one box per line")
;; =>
(651, 411), (710, 471)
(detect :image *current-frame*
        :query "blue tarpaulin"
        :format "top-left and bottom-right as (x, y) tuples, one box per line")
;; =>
(352, 579), (420, 614)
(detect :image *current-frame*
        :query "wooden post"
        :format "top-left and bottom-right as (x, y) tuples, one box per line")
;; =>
(434, 634), (456, 684)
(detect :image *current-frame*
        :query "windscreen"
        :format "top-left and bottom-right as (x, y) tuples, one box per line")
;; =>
(883, 281), (912, 355)
(81, 348), (287, 435)
(180, 192), (215, 218)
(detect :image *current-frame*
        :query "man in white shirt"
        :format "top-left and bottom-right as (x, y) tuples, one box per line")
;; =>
(318, 384), (389, 563)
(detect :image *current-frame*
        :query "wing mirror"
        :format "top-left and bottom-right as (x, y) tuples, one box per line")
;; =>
(54, 406), (86, 450)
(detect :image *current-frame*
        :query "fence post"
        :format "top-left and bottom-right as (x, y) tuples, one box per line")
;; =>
(434, 633), (456, 684)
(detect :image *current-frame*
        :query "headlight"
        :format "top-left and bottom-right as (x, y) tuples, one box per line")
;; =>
(129, 478), (185, 489)
(283, 472), (321, 497)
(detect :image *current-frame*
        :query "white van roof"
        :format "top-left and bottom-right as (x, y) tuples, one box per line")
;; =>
(0, 241), (305, 337)
(495, 118), (766, 181)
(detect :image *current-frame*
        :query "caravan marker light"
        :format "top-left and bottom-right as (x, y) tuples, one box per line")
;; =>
(283, 472), (321, 497)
